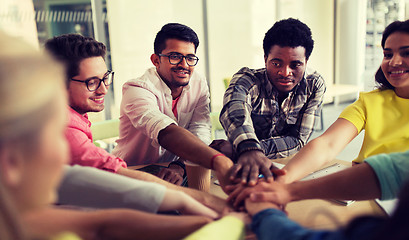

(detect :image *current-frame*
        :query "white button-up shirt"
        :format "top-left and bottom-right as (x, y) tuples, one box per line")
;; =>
(112, 67), (211, 166)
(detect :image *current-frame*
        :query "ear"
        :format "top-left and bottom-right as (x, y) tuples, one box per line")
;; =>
(264, 55), (268, 64)
(0, 146), (24, 188)
(150, 53), (160, 67)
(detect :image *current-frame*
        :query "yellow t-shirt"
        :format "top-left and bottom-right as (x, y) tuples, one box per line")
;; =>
(339, 89), (409, 163)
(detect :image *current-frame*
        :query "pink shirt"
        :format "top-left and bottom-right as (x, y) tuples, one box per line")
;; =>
(66, 107), (127, 172)
(172, 96), (180, 118)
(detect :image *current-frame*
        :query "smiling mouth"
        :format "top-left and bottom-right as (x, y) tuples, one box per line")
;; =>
(172, 67), (190, 76)
(91, 97), (104, 103)
(389, 70), (409, 74)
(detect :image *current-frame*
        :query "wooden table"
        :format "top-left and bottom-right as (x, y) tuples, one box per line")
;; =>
(210, 159), (386, 231)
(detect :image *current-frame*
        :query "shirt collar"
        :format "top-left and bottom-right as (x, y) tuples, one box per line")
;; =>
(155, 70), (191, 97)
(68, 107), (91, 127)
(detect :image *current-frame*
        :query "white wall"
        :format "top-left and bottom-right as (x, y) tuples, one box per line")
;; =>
(0, 0), (38, 48)
(206, 0), (276, 112)
(278, 0), (335, 89)
(335, 0), (366, 88)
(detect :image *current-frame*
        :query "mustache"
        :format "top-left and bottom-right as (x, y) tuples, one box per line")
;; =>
(172, 66), (191, 73)
(278, 77), (295, 82)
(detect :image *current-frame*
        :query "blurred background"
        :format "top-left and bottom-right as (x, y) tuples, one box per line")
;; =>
(1, 0), (408, 124)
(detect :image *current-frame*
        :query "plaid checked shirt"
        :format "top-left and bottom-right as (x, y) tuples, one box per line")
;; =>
(220, 67), (326, 159)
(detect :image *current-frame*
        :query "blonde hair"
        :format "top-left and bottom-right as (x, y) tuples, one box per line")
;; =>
(0, 32), (65, 142)
(0, 31), (66, 240)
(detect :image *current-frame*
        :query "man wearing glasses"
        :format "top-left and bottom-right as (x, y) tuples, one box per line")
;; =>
(44, 34), (129, 174)
(112, 23), (233, 188)
(45, 33), (230, 211)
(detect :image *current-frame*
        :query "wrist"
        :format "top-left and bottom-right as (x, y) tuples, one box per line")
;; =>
(213, 155), (233, 175)
(287, 182), (300, 202)
(236, 140), (264, 157)
(210, 153), (224, 170)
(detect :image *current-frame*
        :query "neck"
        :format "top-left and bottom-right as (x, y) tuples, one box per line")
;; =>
(70, 106), (87, 116)
(277, 92), (289, 105)
(171, 88), (182, 99)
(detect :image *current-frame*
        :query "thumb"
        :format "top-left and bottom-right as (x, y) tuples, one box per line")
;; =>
(272, 168), (286, 176)
(250, 193), (265, 202)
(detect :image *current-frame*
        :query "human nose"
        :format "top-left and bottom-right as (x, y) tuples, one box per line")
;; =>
(278, 66), (292, 77)
(177, 56), (189, 68)
(95, 80), (108, 94)
(389, 54), (402, 67)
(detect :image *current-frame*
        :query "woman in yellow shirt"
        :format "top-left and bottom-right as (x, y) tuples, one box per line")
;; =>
(276, 19), (409, 184)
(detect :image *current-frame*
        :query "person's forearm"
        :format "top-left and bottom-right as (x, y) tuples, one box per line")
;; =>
(288, 163), (381, 201)
(158, 124), (220, 168)
(280, 137), (339, 183)
(158, 124), (233, 179)
(99, 209), (212, 240)
(280, 118), (357, 184)
(23, 207), (211, 240)
(117, 167), (176, 186)
(159, 189), (218, 219)
(117, 167), (227, 213)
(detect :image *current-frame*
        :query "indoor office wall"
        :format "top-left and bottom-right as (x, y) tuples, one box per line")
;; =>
(206, 0), (277, 112)
(107, 0), (206, 118)
(0, 0), (38, 48)
(335, 0), (366, 90)
(278, 0), (335, 88)
(277, 0), (335, 103)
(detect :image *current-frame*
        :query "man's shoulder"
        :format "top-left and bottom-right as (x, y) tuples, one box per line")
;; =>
(67, 108), (89, 129)
(189, 70), (208, 87)
(231, 67), (266, 85)
(302, 67), (326, 91)
(123, 68), (163, 94)
(304, 68), (324, 83)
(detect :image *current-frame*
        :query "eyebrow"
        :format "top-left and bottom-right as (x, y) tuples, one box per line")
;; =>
(270, 58), (303, 63)
(167, 51), (196, 56)
(384, 46), (409, 51)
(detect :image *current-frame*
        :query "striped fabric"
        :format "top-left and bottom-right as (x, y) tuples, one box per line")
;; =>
(220, 67), (326, 159)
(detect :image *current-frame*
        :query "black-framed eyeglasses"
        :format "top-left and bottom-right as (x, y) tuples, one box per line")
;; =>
(158, 53), (199, 66)
(71, 70), (114, 92)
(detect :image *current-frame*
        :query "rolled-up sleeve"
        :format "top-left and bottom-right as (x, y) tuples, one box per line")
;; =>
(66, 126), (127, 173)
(122, 83), (177, 147)
(364, 150), (409, 200)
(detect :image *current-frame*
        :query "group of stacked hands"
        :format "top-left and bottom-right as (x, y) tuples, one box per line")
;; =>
(2, 17), (409, 240)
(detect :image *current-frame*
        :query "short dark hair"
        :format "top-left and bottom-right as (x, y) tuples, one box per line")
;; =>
(44, 34), (106, 87)
(376, 19), (409, 90)
(154, 23), (199, 55)
(263, 18), (314, 60)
